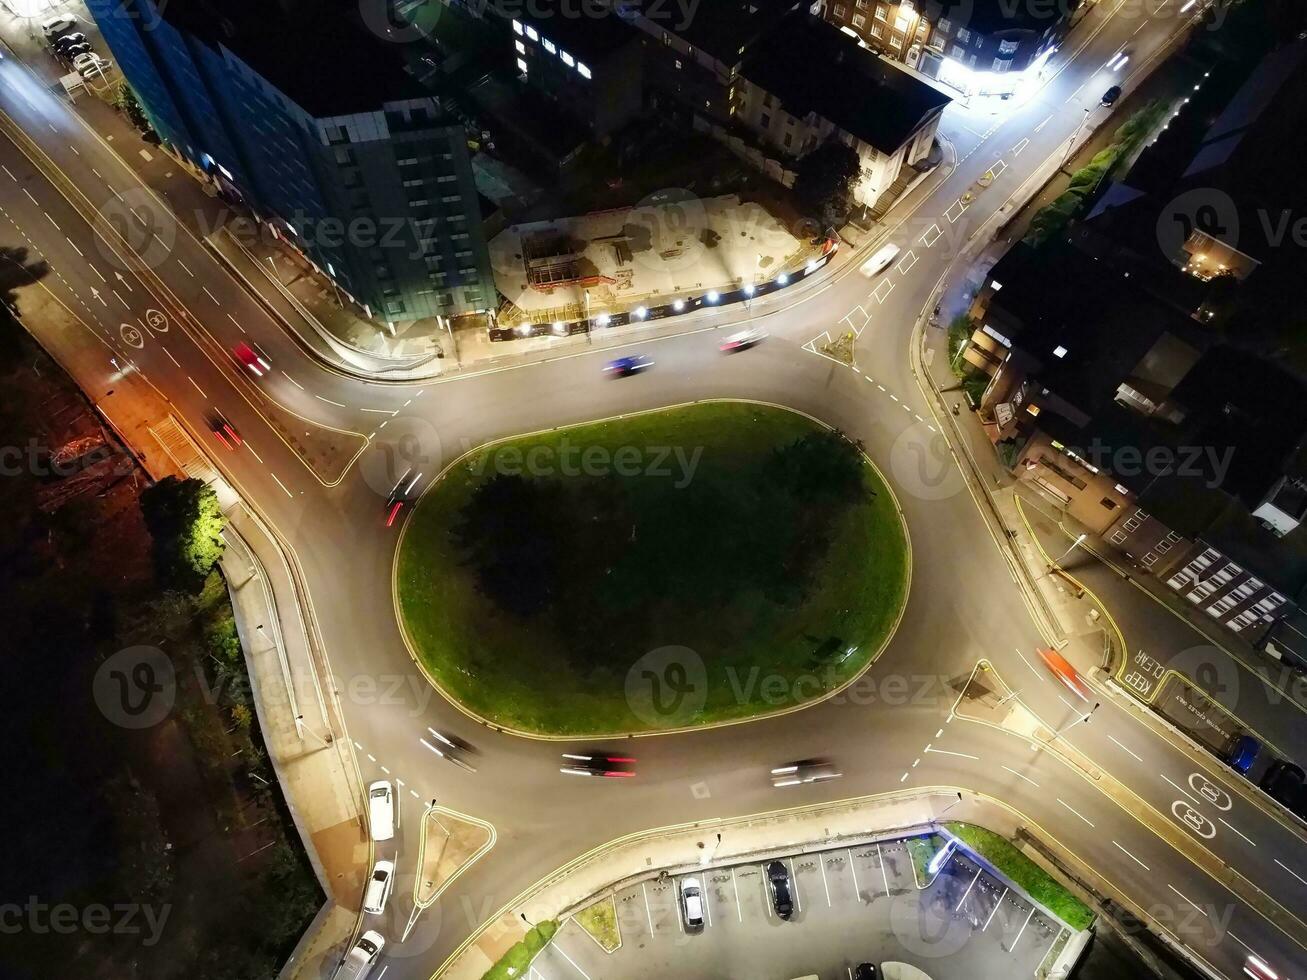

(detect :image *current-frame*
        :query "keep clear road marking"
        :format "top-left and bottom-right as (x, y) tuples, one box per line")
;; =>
(920, 223), (942, 247)
(1107, 733), (1143, 761)
(876, 844), (890, 897)
(895, 249), (918, 275)
(1113, 841), (1150, 871)
(1001, 765), (1039, 787)
(983, 887), (1007, 930)
(1057, 798), (1095, 827)
(730, 867), (743, 921)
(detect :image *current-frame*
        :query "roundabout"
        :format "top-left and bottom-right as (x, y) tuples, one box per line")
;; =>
(395, 401), (910, 736)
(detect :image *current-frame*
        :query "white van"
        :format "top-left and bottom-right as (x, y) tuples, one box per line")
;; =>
(363, 860), (395, 915)
(859, 242), (901, 278)
(368, 780), (395, 842)
(338, 930), (385, 980)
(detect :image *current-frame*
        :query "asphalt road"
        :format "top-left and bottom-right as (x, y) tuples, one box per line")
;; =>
(1, 2), (1304, 978)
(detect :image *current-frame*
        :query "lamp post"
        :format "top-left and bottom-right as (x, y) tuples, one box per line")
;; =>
(1053, 533), (1087, 568)
(1059, 107), (1091, 172)
(1048, 702), (1099, 747)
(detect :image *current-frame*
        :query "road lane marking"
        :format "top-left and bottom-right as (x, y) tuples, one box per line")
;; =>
(1001, 765), (1039, 787)
(641, 883), (655, 933)
(1219, 818), (1256, 847)
(187, 376), (207, 398)
(202, 285), (220, 304)
(1167, 884), (1207, 916)
(89, 265), (106, 282)
(1035, 115), (1053, 133)
(877, 844), (890, 896)
(282, 372), (304, 389)
(702, 876), (713, 927)
(731, 867), (743, 921)
(1275, 858), (1307, 886)
(1056, 693), (1078, 713)
(23, 188), (38, 205)
(270, 473), (295, 499)
(113, 289), (130, 309)
(64, 237), (83, 257)
(819, 854), (832, 906)
(1015, 648), (1043, 680)
(361, 407), (396, 414)
(315, 395), (346, 407)
(983, 887), (1007, 930)
(160, 345), (179, 366)
(1112, 841), (1150, 871)
(177, 259), (194, 277)
(226, 312), (245, 332)
(900, 772), (909, 782)
(1107, 734), (1142, 761)
(552, 942), (591, 979)
(1, 165), (13, 180)
(245, 443), (264, 463)
(925, 746), (980, 760)
(955, 868), (980, 911)
(1227, 931), (1255, 955)
(1010, 906), (1036, 950)
(1057, 799), (1094, 827)
(1162, 774), (1200, 807)
(44, 211), (59, 230)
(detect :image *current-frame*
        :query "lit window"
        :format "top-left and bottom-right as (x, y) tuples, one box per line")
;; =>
(525, 25), (538, 40)
(990, 279), (1002, 290)
(1053, 345), (1068, 358)
(543, 38), (556, 53)
(512, 19), (523, 34)
(561, 51), (575, 66)
(517, 57), (528, 73)
(1026, 404), (1041, 416)
(578, 62), (591, 78)
(515, 40), (526, 54)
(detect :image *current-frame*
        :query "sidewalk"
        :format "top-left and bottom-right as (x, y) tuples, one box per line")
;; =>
(438, 788), (1093, 980)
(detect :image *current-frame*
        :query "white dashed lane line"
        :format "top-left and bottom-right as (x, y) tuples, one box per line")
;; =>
(187, 376), (207, 398)
(316, 395), (346, 408)
(1113, 841), (1150, 871)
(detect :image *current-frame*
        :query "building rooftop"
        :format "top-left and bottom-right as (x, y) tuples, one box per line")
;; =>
(741, 12), (951, 154)
(158, 0), (431, 118)
(927, 0), (1064, 36)
(513, 0), (640, 62)
(633, 0), (802, 62)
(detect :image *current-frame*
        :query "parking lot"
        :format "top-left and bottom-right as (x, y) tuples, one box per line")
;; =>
(531, 836), (1067, 979)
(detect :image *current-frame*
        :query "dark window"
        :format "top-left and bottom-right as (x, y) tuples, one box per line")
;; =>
(1101, 498), (1118, 510)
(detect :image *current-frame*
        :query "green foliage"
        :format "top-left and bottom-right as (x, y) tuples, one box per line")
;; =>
(205, 611), (243, 667)
(482, 922), (559, 980)
(140, 477), (226, 591)
(794, 140), (863, 230)
(948, 314), (973, 376)
(945, 822), (1095, 930)
(961, 371), (990, 406)
(114, 85), (153, 134)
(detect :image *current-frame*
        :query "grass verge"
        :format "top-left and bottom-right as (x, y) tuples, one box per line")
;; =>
(397, 402), (909, 735)
(574, 896), (621, 952)
(945, 822), (1094, 930)
(907, 834), (945, 886)
(482, 921), (558, 980)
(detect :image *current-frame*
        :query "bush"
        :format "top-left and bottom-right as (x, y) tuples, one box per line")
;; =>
(481, 921), (558, 980)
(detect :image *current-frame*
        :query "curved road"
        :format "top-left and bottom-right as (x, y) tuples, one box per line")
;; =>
(1, 3), (1304, 978)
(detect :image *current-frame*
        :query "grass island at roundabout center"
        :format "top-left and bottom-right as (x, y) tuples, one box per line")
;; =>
(395, 401), (910, 736)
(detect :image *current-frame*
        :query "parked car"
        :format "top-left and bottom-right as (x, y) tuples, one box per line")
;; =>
(52, 32), (88, 52)
(1225, 733), (1262, 776)
(78, 58), (113, 82)
(1101, 85), (1123, 107)
(765, 860), (794, 919)
(679, 877), (704, 931)
(859, 242), (900, 278)
(40, 14), (78, 41)
(854, 966), (879, 980)
(1260, 760), (1306, 816)
(362, 860), (395, 915)
(338, 930), (385, 980)
(367, 780), (395, 842)
(59, 42), (92, 63)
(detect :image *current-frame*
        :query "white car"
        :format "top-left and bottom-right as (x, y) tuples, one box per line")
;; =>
(719, 327), (768, 353)
(367, 780), (395, 842)
(859, 242), (900, 278)
(40, 14), (78, 40)
(363, 860), (395, 915)
(338, 930), (385, 980)
(680, 877), (704, 931)
(77, 56), (113, 80)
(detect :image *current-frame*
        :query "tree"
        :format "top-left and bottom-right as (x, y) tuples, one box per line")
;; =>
(139, 477), (226, 590)
(793, 141), (863, 231)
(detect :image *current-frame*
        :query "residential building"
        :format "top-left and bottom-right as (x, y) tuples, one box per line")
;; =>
(822, 0), (1074, 94)
(85, 0), (496, 323)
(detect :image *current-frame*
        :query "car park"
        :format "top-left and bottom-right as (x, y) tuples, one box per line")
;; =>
(765, 860), (794, 919)
(367, 780), (394, 842)
(859, 243), (900, 278)
(680, 876), (704, 931)
(362, 860), (394, 914)
(1101, 85), (1123, 107)
(338, 930), (385, 980)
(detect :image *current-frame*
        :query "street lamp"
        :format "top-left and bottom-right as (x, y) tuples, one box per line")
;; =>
(1048, 702), (1099, 747)
(1059, 107), (1091, 172)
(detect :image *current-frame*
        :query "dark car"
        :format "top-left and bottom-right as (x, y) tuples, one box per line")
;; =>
(209, 413), (242, 451)
(59, 42), (92, 62)
(560, 752), (636, 778)
(1101, 85), (1122, 107)
(765, 860), (794, 919)
(854, 966), (879, 980)
(1261, 761), (1306, 814)
(603, 354), (652, 377)
(53, 32), (87, 52)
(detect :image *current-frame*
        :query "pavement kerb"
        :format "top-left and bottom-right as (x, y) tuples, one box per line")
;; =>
(412, 803), (498, 912)
(389, 397), (913, 742)
(433, 787), (1113, 980)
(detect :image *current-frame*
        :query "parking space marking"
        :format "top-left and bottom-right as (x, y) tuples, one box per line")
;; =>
(640, 883), (655, 934)
(983, 886), (1007, 930)
(789, 858), (802, 913)
(896, 249), (918, 275)
(955, 868), (981, 911)
(731, 867), (743, 922)
(848, 848), (861, 900)
(1012, 137), (1030, 156)
(920, 223), (942, 247)
(819, 854), (832, 907)
(553, 940), (592, 979)
(703, 877), (714, 928)
(877, 844), (890, 896)
(1010, 906), (1036, 951)
(871, 278), (894, 304)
